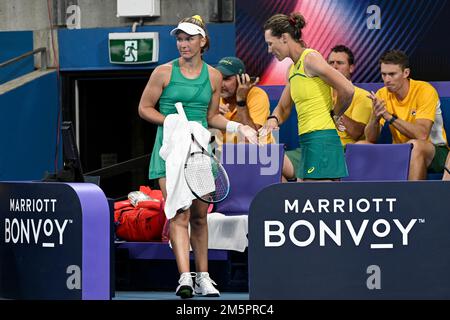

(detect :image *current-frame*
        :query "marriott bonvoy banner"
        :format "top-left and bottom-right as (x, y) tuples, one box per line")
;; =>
(0, 183), (82, 299)
(6, 197), (72, 248)
(0, 182), (111, 300)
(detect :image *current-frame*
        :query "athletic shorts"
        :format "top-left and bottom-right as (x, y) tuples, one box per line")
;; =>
(428, 145), (450, 173)
(294, 129), (348, 179)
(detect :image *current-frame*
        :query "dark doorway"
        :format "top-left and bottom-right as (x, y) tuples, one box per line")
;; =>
(62, 71), (158, 199)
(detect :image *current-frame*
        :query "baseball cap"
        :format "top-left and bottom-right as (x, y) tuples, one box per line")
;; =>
(170, 22), (206, 37)
(216, 57), (246, 77)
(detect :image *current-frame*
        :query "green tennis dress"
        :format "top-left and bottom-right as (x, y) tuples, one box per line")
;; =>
(148, 59), (212, 179)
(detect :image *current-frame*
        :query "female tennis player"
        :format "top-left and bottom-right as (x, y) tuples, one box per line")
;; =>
(138, 14), (257, 298)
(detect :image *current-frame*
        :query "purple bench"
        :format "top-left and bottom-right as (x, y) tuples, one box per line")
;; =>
(117, 241), (229, 260)
(343, 144), (412, 181)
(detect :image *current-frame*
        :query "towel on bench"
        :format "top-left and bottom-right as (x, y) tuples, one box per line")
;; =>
(207, 212), (248, 252)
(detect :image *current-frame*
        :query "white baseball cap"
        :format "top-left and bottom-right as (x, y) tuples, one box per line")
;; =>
(170, 22), (206, 37)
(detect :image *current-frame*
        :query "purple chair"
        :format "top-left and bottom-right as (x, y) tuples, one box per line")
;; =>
(215, 143), (284, 215)
(343, 144), (412, 181)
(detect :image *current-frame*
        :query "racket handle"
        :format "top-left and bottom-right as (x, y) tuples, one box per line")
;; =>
(175, 102), (188, 121)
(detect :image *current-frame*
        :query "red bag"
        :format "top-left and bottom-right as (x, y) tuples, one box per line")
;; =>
(114, 187), (167, 241)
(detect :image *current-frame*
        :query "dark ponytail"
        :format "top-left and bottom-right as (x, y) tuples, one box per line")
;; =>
(264, 12), (306, 44)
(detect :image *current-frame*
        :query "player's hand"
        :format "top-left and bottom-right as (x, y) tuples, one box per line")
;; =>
(258, 118), (279, 138)
(236, 73), (259, 102)
(333, 115), (346, 132)
(219, 103), (230, 115)
(238, 125), (259, 145)
(368, 91), (388, 120)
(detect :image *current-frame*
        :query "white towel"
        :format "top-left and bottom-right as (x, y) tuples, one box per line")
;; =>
(169, 213), (248, 252)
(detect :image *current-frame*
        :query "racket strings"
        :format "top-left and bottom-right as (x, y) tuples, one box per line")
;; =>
(212, 164), (229, 202)
(185, 152), (229, 203)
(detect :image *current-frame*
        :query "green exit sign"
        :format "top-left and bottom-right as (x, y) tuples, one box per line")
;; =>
(108, 32), (159, 64)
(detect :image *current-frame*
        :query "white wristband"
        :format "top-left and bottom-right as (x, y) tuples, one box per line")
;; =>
(226, 121), (241, 133)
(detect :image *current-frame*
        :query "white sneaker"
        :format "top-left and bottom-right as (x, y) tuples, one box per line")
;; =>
(195, 272), (220, 297)
(175, 272), (195, 299)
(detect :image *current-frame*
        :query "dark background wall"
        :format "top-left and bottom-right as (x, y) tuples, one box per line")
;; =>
(0, 31), (34, 84)
(0, 71), (59, 180)
(236, 0), (450, 84)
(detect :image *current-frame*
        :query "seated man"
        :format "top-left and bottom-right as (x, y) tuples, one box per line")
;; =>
(328, 45), (372, 146)
(215, 56), (270, 142)
(214, 56), (295, 181)
(364, 50), (449, 180)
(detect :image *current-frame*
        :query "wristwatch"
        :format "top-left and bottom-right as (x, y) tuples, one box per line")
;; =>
(388, 114), (397, 125)
(236, 100), (246, 107)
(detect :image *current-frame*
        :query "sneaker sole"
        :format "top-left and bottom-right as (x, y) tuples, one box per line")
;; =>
(195, 291), (220, 297)
(176, 286), (194, 299)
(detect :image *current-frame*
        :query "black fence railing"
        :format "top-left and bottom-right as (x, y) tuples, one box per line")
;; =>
(0, 47), (47, 70)
(85, 154), (150, 179)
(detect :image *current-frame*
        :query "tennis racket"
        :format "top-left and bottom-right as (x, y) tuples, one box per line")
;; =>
(175, 102), (230, 204)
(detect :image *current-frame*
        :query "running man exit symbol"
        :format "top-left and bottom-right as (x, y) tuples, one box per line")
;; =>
(109, 32), (159, 64)
(124, 40), (138, 62)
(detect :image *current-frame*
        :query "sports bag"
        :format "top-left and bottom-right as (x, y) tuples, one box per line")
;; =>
(114, 186), (167, 241)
